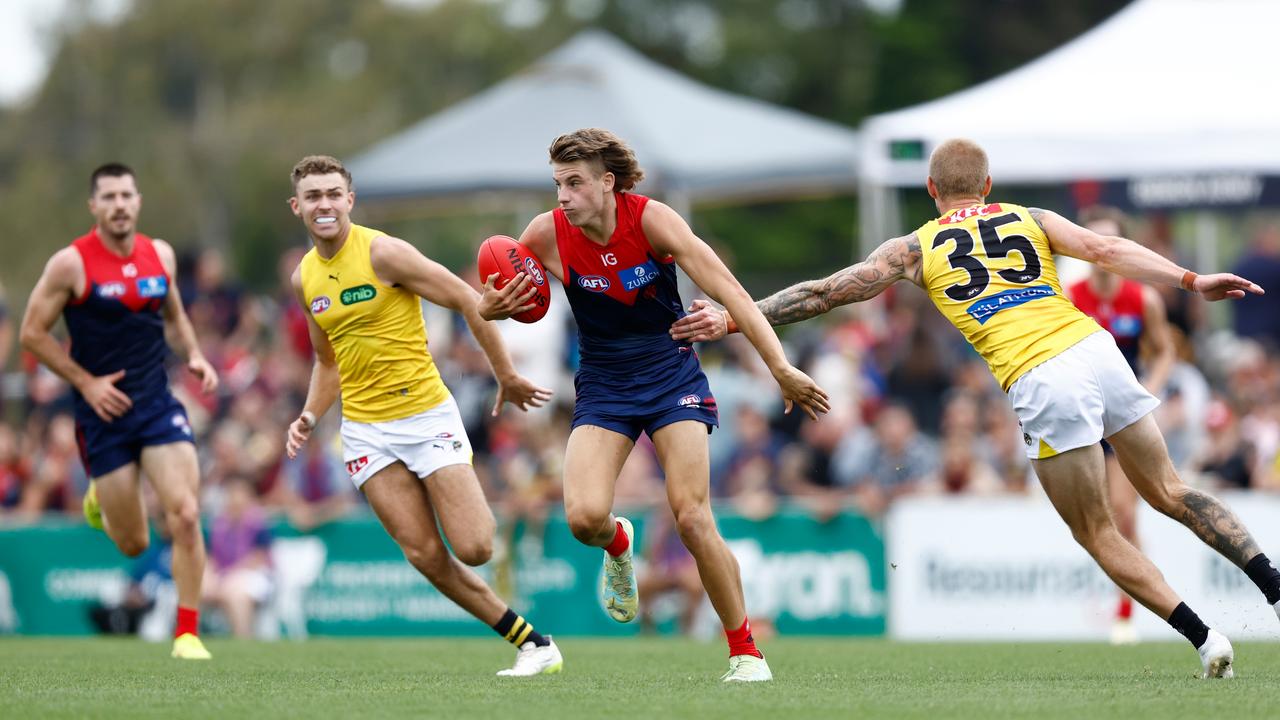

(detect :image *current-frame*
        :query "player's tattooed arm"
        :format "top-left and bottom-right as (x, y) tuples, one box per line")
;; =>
(1175, 489), (1263, 569)
(1028, 207), (1049, 234)
(757, 233), (922, 326)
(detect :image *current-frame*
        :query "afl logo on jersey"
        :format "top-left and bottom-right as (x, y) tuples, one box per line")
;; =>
(311, 296), (331, 314)
(523, 257), (546, 286)
(578, 275), (611, 292)
(97, 282), (127, 299)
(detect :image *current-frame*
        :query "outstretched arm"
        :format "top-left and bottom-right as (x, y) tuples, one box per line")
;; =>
(670, 233), (921, 342)
(759, 233), (922, 326)
(1032, 208), (1264, 301)
(371, 235), (551, 415)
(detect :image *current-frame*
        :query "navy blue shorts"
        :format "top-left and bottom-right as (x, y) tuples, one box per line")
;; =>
(572, 351), (719, 441)
(76, 393), (194, 478)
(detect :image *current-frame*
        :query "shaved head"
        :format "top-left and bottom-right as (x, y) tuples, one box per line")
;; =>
(929, 139), (989, 199)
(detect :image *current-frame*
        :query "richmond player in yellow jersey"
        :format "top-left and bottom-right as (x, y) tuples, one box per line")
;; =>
(282, 155), (561, 676)
(673, 139), (1280, 679)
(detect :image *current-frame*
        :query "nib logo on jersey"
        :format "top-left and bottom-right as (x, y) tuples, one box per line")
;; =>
(340, 284), (377, 305)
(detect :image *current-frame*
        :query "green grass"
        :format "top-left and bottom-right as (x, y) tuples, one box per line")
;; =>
(3, 637), (1279, 719)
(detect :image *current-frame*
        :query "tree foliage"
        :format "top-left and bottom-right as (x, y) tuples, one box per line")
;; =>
(0, 0), (1129, 297)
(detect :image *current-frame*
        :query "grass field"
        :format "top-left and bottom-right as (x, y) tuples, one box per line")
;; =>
(4, 637), (1280, 719)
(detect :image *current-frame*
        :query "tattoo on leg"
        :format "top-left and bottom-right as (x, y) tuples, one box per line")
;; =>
(1177, 489), (1261, 568)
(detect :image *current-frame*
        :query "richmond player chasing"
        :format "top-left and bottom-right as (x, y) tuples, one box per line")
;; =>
(673, 138), (1280, 680)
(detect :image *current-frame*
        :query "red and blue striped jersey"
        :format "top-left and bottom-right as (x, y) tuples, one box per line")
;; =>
(62, 228), (172, 417)
(554, 192), (690, 375)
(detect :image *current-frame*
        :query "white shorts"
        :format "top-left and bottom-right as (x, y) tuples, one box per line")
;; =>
(1007, 331), (1160, 460)
(340, 396), (474, 489)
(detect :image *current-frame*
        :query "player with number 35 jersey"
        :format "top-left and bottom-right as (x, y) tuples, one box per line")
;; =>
(672, 138), (1280, 681)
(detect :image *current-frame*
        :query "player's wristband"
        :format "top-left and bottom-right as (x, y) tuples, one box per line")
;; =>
(1180, 270), (1198, 292)
(299, 411), (317, 430)
(725, 311), (740, 335)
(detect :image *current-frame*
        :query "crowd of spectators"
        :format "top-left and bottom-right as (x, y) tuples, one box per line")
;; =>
(1, 217), (1279, 552)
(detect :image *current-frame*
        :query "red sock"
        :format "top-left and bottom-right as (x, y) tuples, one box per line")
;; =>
(175, 606), (199, 638)
(725, 617), (763, 658)
(1117, 595), (1134, 621)
(604, 520), (630, 557)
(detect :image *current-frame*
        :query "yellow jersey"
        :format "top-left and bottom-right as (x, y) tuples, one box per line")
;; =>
(917, 202), (1101, 390)
(299, 224), (450, 422)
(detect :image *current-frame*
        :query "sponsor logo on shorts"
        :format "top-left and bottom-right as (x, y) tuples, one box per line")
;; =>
(427, 432), (463, 452)
(346, 456), (370, 476)
(678, 394), (702, 407)
(310, 295), (331, 314)
(172, 413), (192, 436)
(1023, 432), (1033, 446)
(340, 284), (377, 305)
(965, 285), (1055, 325)
(136, 275), (168, 298)
(523, 257), (546, 286)
(578, 275), (610, 291)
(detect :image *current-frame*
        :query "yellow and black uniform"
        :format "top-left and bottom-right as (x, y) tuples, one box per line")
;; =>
(917, 202), (1101, 390)
(299, 224), (450, 422)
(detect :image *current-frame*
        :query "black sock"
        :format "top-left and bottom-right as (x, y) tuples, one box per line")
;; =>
(1167, 602), (1210, 649)
(491, 608), (549, 647)
(1244, 553), (1280, 605)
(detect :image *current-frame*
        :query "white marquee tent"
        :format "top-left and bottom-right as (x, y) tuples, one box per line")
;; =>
(859, 0), (1280, 250)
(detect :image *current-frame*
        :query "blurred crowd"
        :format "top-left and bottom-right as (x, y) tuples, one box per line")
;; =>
(1, 217), (1280, 632)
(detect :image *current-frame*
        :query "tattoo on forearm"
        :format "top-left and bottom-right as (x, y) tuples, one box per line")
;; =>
(1176, 489), (1261, 568)
(756, 233), (921, 326)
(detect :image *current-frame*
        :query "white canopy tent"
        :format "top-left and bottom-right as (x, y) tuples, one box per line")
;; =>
(859, 0), (1280, 256)
(349, 30), (860, 216)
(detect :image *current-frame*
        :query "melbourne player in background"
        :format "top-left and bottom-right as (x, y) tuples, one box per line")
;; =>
(1066, 206), (1175, 646)
(479, 128), (829, 682)
(673, 138), (1280, 680)
(20, 163), (218, 660)
(281, 155), (563, 677)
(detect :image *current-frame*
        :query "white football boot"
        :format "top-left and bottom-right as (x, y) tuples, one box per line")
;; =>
(1198, 629), (1234, 679)
(497, 637), (564, 677)
(721, 654), (773, 683)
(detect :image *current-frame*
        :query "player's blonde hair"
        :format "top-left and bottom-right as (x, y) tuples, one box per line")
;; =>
(549, 128), (645, 192)
(291, 155), (353, 192)
(928, 139), (989, 199)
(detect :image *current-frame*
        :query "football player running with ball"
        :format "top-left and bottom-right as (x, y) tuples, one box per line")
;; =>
(478, 129), (829, 682)
(672, 139), (1280, 680)
(283, 155), (561, 677)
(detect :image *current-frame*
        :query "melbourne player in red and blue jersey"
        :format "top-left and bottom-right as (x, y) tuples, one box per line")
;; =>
(1066, 207), (1175, 645)
(20, 163), (218, 660)
(479, 129), (829, 683)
